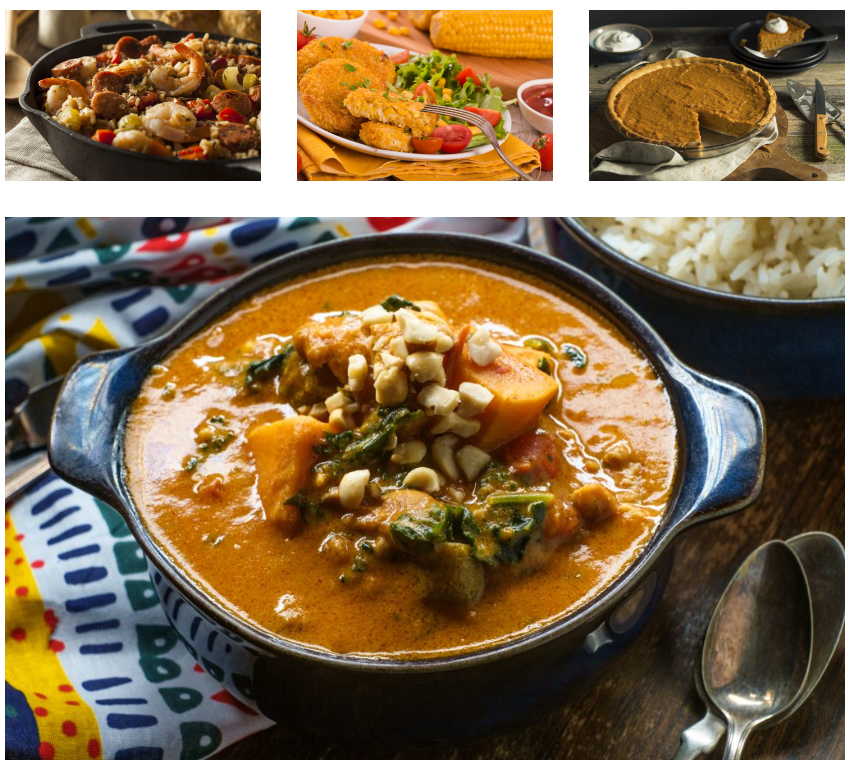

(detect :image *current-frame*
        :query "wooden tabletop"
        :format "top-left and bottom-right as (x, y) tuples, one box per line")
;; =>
(588, 26), (845, 181)
(219, 398), (844, 759)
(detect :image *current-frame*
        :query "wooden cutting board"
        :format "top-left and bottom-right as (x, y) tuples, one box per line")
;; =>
(355, 10), (552, 100)
(589, 102), (826, 180)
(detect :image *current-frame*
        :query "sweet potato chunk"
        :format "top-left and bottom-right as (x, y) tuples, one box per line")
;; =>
(449, 337), (558, 452)
(247, 416), (329, 536)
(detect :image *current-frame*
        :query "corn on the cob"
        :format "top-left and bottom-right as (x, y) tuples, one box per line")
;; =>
(429, 10), (553, 59)
(408, 10), (438, 30)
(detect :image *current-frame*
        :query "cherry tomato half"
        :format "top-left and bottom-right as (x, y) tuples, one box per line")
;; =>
(412, 136), (444, 154)
(389, 50), (411, 64)
(432, 125), (472, 154)
(533, 133), (553, 171)
(412, 82), (438, 104)
(455, 66), (481, 87)
(464, 105), (501, 126)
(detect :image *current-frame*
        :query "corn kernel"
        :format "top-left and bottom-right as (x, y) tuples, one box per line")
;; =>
(373, 18), (387, 29)
(436, 119), (447, 127)
(388, 26), (399, 35)
(400, 26), (409, 35)
(436, 77), (446, 87)
(387, 10), (399, 20)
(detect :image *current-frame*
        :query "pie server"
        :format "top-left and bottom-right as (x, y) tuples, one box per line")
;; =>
(787, 79), (845, 130)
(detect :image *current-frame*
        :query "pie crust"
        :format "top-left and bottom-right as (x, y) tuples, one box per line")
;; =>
(605, 57), (777, 149)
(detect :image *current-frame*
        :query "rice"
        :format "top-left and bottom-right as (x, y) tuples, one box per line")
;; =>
(579, 217), (845, 299)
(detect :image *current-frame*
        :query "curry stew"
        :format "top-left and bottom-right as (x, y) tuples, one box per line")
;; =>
(124, 258), (677, 658)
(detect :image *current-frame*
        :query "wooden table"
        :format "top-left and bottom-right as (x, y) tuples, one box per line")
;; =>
(588, 26), (845, 181)
(5, 10), (128, 134)
(220, 402), (844, 758)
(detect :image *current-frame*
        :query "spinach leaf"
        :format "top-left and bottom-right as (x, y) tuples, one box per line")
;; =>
(537, 356), (551, 374)
(284, 491), (325, 523)
(389, 505), (450, 555)
(523, 336), (555, 353)
(245, 344), (294, 387)
(452, 499), (547, 566)
(314, 407), (424, 478)
(380, 294), (421, 312)
(562, 343), (587, 370)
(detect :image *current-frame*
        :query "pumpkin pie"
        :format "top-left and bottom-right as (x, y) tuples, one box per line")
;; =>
(605, 57), (776, 149)
(757, 12), (810, 52)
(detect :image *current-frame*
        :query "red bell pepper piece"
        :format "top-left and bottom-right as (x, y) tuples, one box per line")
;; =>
(93, 129), (116, 145)
(217, 107), (246, 124)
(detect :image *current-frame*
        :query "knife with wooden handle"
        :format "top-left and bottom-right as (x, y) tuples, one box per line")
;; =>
(813, 79), (829, 160)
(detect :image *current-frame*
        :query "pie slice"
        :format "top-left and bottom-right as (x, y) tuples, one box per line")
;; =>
(605, 57), (777, 149)
(757, 12), (810, 52)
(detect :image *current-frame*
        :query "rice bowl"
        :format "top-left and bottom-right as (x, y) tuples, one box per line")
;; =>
(578, 217), (845, 299)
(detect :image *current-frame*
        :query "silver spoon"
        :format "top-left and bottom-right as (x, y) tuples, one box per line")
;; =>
(702, 540), (812, 760)
(598, 47), (674, 85)
(673, 533), (844, 759)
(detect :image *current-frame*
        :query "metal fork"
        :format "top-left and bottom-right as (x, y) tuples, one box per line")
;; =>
(421, 104), (536, 180)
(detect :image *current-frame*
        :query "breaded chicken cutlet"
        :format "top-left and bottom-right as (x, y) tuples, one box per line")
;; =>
(299, 58), (390, 138)
(359, 122), (414, 153)
(297, 37), (397, 86)
(344, 90), (437, 138)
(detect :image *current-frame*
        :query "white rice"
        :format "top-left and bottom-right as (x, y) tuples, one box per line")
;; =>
(579, 217), (845, 299)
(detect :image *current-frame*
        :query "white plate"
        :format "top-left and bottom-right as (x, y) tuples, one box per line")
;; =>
(296, 43), (511, 162)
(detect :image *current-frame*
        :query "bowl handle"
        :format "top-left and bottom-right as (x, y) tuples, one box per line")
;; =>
(47, 348), (142, 516)
(670, 367), (766, 532)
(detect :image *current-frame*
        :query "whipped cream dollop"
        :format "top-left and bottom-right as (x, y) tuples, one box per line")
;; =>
(595, 30), (642, 53)
(766, 17), (789, 34)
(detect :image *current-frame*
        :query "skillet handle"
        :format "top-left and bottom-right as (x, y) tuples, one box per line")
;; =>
(670, 368), (766, 533)
(47, 348), (143, 516)
(80, 19), (176, 38)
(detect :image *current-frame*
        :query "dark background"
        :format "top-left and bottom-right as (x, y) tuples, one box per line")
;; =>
(589, 10), (844, 28)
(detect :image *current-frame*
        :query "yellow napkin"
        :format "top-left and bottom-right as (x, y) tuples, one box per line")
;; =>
(297, 123), (541, 181)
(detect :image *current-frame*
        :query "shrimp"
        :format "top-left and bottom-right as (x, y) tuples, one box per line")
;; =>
(39, 78), (90, 112)
(149, 42), (206, 96)
(108, 58), (150, 77)
(140, 101), (211, 143)
(148, 45), (183, 62)
(112, 129), (173, 157)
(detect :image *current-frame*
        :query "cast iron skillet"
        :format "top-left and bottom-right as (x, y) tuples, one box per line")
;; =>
(48, 233), (765, 745)
(19, 20), (260, 181)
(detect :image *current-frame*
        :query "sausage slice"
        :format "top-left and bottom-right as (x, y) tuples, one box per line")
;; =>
(92, 70), (125, 93)
(51, 58), (83, 78)
(92, 91), (130, 120)
(216, 123), (258, 151)
(237, 55), (261, 68)
(212, 89), (253, 116)
(114, 36), (143, 59)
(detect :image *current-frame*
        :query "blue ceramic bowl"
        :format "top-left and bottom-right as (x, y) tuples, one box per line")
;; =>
(549, 219), (844, 400)
(47, 232), (765, 744)
(588, 24), (653, 62)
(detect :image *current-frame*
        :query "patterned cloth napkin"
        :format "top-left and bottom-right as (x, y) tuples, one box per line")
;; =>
(5, 216), (529, 760)
(297, 123), (542, 181)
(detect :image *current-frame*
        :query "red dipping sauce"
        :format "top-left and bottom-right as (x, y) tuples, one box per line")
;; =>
(523, 84), (553, 117)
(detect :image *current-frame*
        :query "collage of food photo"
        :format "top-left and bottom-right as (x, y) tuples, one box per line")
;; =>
(2, 7), (849, 760)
